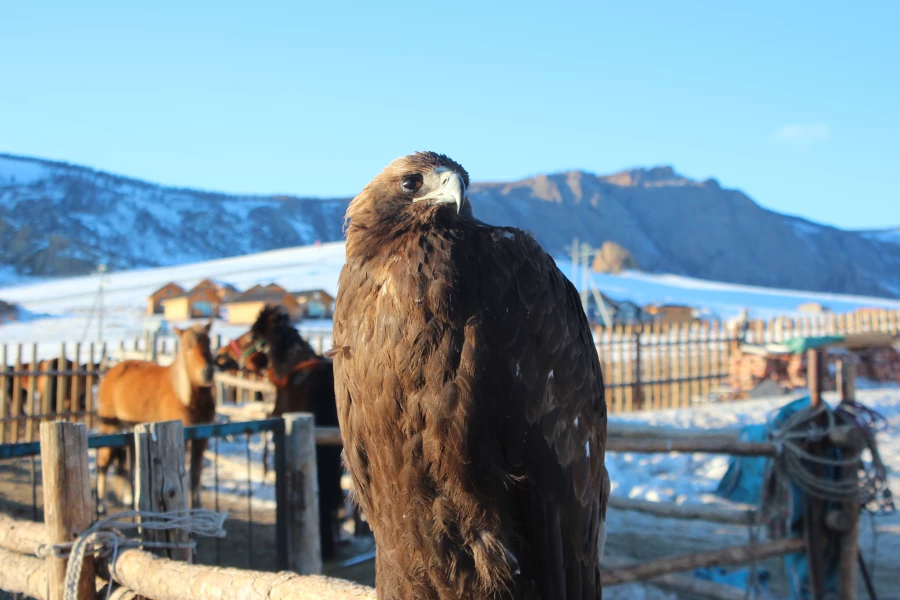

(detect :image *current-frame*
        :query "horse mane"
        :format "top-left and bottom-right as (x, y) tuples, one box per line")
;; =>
(251, 305), (318, 379)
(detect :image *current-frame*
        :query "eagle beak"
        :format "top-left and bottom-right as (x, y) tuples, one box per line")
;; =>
(414, 171), (466, 214)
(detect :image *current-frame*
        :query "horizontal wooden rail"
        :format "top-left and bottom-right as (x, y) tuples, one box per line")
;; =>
(110, 548), (376, 600)
(0, 546), (48, 600)
(214, 372), (275, 394)
(602, 555), (746, 600)
(316, 428), (780, 457)
(606, 438), (778, 456)
(608, 496), (757, 526)
(606, 423), (741, 443)
(0, 370), (103, 377)
(0, 514), (47, 555)
(601, 538), (806, 585)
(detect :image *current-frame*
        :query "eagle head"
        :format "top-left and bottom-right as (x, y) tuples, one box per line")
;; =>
(344, 152), (473, 256)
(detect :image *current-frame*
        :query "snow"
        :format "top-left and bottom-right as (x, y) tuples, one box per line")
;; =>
(558, 260), (900, 321)
(0, 155), (52, 185)
(861, 228), (900, 246)
(209, 387), (899, 597)
(2, 241), (898, 349)
(788, 219), (824, 250)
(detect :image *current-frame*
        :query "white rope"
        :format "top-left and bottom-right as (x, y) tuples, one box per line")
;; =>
(36, 509), (227, 600)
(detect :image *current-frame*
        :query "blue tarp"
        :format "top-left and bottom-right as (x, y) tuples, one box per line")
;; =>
(714, 396), (840, 599)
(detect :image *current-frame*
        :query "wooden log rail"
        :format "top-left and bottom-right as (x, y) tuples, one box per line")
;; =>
(608, 496), (758, 526)
(108, 548), (377, 600)
(314, 425), (779, 457)
(0, 546), (48, 600)
(601, 538), (807, 586)
(602, 555), (748, 600)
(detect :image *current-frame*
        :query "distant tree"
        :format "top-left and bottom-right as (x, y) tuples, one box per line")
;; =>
(592, 241), (641, 274)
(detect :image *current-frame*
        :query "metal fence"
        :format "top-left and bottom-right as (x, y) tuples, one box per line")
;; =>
(0, 418), (289, 571)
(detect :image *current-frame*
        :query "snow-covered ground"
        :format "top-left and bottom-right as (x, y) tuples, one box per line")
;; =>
(209, 387), (899, 598)
(2, 241), (898, 350)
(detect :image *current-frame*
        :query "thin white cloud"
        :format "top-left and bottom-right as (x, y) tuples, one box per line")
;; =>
(769, 123), (831, 149)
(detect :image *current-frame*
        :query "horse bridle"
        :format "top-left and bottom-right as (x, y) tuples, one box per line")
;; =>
(228, 336), (267, 370)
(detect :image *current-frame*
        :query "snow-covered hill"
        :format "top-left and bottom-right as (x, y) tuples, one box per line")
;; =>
(2, 153), (900, 297)
(1, 241), (898, 349)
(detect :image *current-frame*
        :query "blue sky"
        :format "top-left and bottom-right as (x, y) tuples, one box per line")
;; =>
(1, 1), (897, 229)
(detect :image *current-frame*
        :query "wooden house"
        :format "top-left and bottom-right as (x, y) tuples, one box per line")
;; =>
(798, 302), (830, 314)
(585, 293), (645, 327)
(190, 278), (240, 303)
(643, 303), (697, 325)
(161, 287), (222, 321)
(146, 282), (185, 315)
(292, 289), (335, 319)
(223, 284), (297, 325)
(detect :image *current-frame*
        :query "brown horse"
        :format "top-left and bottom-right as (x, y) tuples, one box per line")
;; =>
(96, 322), (216, 509)
(224, 305), (345, 559)
(214, 330), (269, 404)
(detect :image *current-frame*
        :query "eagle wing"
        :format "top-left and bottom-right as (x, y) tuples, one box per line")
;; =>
(476, 227), (609, 599)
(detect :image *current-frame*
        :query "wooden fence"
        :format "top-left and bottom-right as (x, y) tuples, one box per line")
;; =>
(0, 342), (108, 444)
(0, 355), (876, 599)
(594, 308), (900, 412)
(2, 308), (899, 436)
(0, 415), (368, 600)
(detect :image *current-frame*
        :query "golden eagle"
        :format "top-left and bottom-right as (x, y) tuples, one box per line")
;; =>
(332, 151), (609, 599)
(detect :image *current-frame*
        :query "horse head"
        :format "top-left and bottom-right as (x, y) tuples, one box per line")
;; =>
(215, 328), (268, 373)
(175, 321), (215, 387)
(249, 304), (318, 381)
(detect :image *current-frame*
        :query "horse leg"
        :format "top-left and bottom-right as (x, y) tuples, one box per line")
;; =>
(97, 446), (112, 513)
(189, 438), (208, 508)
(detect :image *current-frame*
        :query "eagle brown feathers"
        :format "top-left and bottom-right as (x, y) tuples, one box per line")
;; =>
(332, 151), (610, 599)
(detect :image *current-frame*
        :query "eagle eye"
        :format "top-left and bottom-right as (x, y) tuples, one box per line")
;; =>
(400, 174), (424, 193)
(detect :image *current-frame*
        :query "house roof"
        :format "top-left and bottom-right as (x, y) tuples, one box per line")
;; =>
(644, 303), (693, 311)
(161, 287), (221, 303)
(291, 289), (334, 299)
(149, 282), (185, 297)
(225, 291), (291, 305)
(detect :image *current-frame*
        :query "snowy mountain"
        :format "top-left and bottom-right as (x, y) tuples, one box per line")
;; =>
(1, 153), (899, 297)
(0, 153), (347, 280)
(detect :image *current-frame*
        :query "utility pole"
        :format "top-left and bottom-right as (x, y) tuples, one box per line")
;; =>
(96, 264), (107, 343)
(579, 242), (592, 313)
(571, 237), (580, 290)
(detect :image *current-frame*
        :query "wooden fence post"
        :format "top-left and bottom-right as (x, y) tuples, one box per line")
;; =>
(632, 327), (643, 411)
(284, 412), (323, 575)
(836, 359), (860, 600)
(134, 420), (192, 563)
(0, 344), (8, 444)
(804, 349), (827, 599)
(40, 420), (95, 600)
(11, 344), (23, 442)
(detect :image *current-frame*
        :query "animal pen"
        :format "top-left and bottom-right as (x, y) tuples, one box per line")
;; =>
(0, 307), (897, 598)
(0, 351), (890, 598)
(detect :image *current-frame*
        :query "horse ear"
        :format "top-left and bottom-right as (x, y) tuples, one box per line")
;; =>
(204, 319), (213, 333)
(173, 326), (186, 338)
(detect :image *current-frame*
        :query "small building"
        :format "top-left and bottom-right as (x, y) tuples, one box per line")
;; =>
(149, 279), (241, 321)
(190, 278), (240, 303)
(146, 282), (185, 316)
(615, 300), (645, 326)
(585, 293), (645, 327)
(798, 302), (830, 314)
(224, 284), (298, 325)
(161, 287), (222, 321)
(292, 289), (336, 319)
(643, 303), (696, 325)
